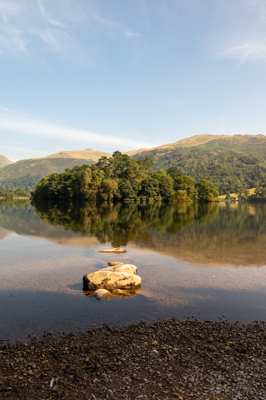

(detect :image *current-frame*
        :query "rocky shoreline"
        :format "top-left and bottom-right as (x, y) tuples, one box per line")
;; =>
(0, 318), (266, 399)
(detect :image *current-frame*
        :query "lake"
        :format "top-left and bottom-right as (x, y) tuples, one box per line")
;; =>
(1, 199), (266, 343)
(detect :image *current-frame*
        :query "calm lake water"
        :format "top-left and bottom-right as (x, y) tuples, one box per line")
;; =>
(1, 199), (266, 342)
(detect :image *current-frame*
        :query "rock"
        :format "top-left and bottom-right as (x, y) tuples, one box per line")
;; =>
(83, 270), (141, 291)
(99, 248), (126, 254)
(84, 287), (141, 300)
(107, 262), (125, 266)
(101, 264), (137, 275)
(92, 289), (112, 300)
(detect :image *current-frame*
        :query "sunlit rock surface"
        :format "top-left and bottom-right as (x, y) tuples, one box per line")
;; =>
(99, 248), (126, 254)
(83, 262), (141, 299)
(107, 262), (125, 266)
(83, 270), (141, 291)
(101, 264), (138, 275)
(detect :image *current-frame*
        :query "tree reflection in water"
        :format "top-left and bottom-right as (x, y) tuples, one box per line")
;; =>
(33, 201), (219, 247)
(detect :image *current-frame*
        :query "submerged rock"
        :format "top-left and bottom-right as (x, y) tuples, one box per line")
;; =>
(83, 270), (141, 291)
(84, 286), (141, 300)
(92, 289), (112, 300)
(99, 248), (126, 254)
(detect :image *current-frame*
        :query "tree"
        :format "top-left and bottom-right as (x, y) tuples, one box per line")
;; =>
(197, 179), (219, 202)
(225, 191), (231, 200)
(141, 176), (160, 199)
(79, 168), (92, 196)
(152, 172), (174, 200)
(118, 180), (137, 200)
(237, 185), (250, 200)
(171, 190), (192, 202)
(143, 157), (154, 171)
(167, 166), (182, 179)
(99, 180), (118, 201)
(174, 176), (198, 201)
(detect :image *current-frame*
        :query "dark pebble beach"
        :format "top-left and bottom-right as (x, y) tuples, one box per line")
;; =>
(1, 318), (266, 399)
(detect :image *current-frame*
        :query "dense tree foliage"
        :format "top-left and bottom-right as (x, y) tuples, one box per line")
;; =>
(131, 147), (266, 194)
(31, 151), (219, 205)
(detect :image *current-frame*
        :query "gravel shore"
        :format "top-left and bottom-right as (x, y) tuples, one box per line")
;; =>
(0, 318), (266, 399)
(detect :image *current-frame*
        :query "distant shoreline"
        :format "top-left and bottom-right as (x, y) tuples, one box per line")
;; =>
(0, 196), (30, 199)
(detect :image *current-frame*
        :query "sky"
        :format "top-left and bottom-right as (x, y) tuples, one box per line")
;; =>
(1, 0), (266, 162)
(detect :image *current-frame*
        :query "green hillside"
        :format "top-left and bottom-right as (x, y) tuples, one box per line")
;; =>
(0, 149), (111, 189)
(2, 134), (266, 194)
(126, 134), (266, 194)
(0, 155), (13, 169)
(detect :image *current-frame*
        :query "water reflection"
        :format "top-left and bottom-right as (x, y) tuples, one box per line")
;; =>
(83, 286), (142, 300)
(32, 200), (266, 266)
(33, 201), (219, 246)
(1, 200), (266, 341)
(1, 199), (266, 267)
(1, 199), (266, 265)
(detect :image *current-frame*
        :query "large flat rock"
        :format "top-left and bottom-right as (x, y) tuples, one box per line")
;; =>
(83, 270), (141, 291)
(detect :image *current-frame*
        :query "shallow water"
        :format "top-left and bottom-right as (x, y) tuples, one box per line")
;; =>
(1, 200), (266, 342)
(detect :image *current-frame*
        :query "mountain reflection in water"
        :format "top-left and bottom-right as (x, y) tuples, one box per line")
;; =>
(10, 199), (266, 266)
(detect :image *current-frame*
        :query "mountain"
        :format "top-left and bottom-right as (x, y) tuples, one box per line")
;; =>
(0, 149), (111, 189)
(0, 155), (13, 168)
(3, 134), (266, 193)
(126, 134), (266, 194)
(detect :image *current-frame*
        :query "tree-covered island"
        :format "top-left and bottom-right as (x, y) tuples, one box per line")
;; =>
(31, 151), (219, 205)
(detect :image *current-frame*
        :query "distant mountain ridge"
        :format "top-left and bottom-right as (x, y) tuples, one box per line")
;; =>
(126, 134), (266, 194)
(45, 148), (111, 162)
(0, 155), (13, 168)
(2, 134), (266, 193)
(125, 134), (266, 156)
(0, 149), (111, 189)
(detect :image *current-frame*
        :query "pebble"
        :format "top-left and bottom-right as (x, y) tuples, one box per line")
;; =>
(0, 318), (266, 399)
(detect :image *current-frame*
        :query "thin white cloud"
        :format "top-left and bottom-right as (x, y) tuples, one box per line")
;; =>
(36, 0), (62, 27)
(0, 111), (153, 151)
(0, 1), (21, 21)
(0, 145), (46, 153)
(0, 0), (139, 57)
(124, 30), (139, 37)
(215, 0), (266, 62)
(218, 40), (266, 61)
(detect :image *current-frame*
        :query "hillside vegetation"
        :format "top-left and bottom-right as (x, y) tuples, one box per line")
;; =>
(126, 134), (266, 194)
(2, 134), (266, 195)
(0, 149), (111, 190)
(0, 155), (13, 169)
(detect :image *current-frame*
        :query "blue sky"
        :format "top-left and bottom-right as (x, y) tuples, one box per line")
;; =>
(1, 0), (266, 161)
